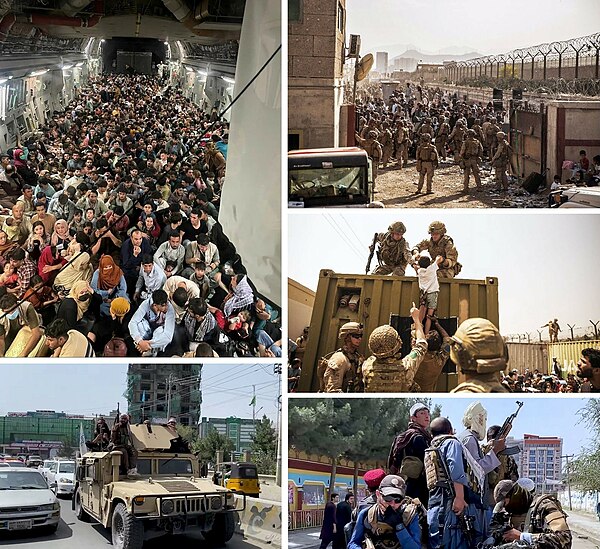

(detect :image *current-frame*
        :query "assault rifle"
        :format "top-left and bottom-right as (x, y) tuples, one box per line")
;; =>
(459, 514), (476, 549)
(485, 401), (523, 456)
(365, 232), (378, 274)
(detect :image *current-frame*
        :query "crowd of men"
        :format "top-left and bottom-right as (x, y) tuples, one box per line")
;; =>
(354, 83), (519, 195)
(319, 402), (572, 549)
(0, 74), (280, 357)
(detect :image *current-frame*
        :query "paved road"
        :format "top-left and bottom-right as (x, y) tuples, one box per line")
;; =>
(0, 499), (272, 548)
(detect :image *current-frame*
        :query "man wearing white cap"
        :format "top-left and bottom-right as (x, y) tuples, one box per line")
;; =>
(387, 403), (432, 506)
(348, 475), (422, 549)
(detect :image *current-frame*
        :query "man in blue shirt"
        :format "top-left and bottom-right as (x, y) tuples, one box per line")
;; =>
(128, 289), (175, 356)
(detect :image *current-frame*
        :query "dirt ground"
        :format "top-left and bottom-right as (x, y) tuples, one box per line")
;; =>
(373, 157), (550, 208)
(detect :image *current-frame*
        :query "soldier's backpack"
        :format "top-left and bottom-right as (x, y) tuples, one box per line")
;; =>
(317, 349), (339, 392)
(387, 430), (424, 479)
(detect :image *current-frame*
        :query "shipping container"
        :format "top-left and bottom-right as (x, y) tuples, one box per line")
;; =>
(506, 343), (549, 375)
(547, 340), (600, 375)
(298, 269), (500, 392)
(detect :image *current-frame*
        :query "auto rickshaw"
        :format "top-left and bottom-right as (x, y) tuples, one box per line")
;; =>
(213, 462), (260, 498)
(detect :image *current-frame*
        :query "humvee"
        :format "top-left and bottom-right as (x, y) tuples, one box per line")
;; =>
(72, 423), (244, 549)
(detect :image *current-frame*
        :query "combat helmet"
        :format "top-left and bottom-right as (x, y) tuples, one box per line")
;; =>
(339, 322), (363, 340)
(467, 129), (476, 138)
(496, 131), (506, 139)
(420, 133), (431, 142)
(450, 318), (508, 373)
(368, 130), (377, 139)
(428, 221), (446, 235)
(388, 221), (406, 235)
(368, 325), (402, 358)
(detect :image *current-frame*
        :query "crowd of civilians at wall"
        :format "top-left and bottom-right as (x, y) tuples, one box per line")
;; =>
(0, 74), (281, 358)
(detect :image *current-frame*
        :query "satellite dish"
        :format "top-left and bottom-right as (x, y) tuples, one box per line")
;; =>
(356, 53), (374, 81)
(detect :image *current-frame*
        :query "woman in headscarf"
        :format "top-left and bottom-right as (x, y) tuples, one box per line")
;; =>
(55, 279), (101, 332)
(0, 230), (18, 269)
(90, 254), (129, 316)
(50, 219), (72, 251)
(23, 221), (50, 263)
(88, 296), (134, 355)
(53, 231), (93, 297)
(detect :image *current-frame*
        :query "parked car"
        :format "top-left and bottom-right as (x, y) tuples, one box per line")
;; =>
(0, 459), (26, 468)
(0, 468), (61, 534)
(38, 460), (56, 482)
(26, 455), (43, 468)
(46, 460), (75, 498)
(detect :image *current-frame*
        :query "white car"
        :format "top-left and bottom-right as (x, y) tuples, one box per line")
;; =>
(0, 468), (60, 534)
(46, 461), (75, 498)
(38, 460), (56, 482)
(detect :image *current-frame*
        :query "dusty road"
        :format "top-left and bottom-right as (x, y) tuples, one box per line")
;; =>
(373, 158), (550, 208)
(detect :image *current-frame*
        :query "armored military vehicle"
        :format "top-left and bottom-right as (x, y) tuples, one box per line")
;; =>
(73, 422), (243, 549)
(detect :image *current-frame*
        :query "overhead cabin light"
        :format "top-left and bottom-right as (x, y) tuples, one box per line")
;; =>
(75, 62), (84, 67)
(62, 64), (73, 70)
(221, 76), (235, 85)
(30, 69), (49, 77)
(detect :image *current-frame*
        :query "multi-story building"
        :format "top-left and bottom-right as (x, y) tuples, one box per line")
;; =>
(200, 417), (257, 456)
(288, 0), (347, 149)
(376, 52), (388, 74)
(0, 411), (97, 458)
(126, 364), (202, 427)
(519, 434), (563, 495)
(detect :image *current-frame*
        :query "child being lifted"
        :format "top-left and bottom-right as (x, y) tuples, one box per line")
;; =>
(412, 254), (444, 335)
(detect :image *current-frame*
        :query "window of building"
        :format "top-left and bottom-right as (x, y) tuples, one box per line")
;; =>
(141, 374), (152, 380)
(289, 0), (301, 22)
(140, 382), (151, 391)
(337, 2), (344, 33)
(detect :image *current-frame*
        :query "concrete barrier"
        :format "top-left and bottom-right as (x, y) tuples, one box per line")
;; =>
(234, 495), (281, 547)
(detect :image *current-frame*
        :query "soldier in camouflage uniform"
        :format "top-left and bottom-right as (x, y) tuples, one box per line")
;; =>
(323, 322), (365, 393)
(362, 305), (427, 392)
(449, 318), (509, 393)
(356, 131), (383, 189)
(492, 131), (513, 192)
(459, 129), (484, 192)
(541, 319), (561, 343)
(492, 480), (572, 548)
(360, 118), (380, 140)
(448, 120), (466, 162)
(411, 221), (462, 278)
(380, 123), (394, 168)
(485, 119), (501, 160)
(395, 120), (410, 168)
(472, 118), (485, 145)
(413, 318), (452, 392)
(415, 133), (438, 194)
(417, 117), (434, 139)
(434, 116), (450, 161)
(371, 221), (411, 276)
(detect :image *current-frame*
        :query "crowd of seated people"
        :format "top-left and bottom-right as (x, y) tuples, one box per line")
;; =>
(0, 74), (280, 358)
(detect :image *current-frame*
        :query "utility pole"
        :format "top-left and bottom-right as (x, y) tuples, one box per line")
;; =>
(252, 384), (256, 425)
(561, 454), (574, 510)
(167, 373), (173, 419)
(274, 364), (282, 487)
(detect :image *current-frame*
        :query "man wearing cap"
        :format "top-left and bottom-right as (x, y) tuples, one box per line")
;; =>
(491, 131), (512, 192)
(449, 318), (509, 393)
(491, 479), (571, 548)
(355, 469), (386, 516)
(362, 304), (427, 392)
(425, 416), (486, 549)
(166, 417), (191, 453)
(323, 322), (365, 393)
(348, 475), (422, 549)
(388, 403), (432, 506)
(411, 221), (461, 279)
(370, 222), (411, 276)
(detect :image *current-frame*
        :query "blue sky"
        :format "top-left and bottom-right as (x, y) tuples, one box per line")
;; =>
(0, 363), (280, 423)
(431, 396), (593, 457)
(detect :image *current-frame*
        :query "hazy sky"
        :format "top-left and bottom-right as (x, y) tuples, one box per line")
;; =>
(288, 211), (600, 337)
(347, 0), (600, 56)
(432, 396), (592, 457)
(0, 363), (280, 423)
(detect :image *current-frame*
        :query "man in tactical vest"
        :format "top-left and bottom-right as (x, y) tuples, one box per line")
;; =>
(417, 117), (434, 139)
(449, 318), (510, 393)
(460, 129), (484, 193)
(387, 403), (432, 506)
(435, 116), (450, 161)
(425, 416), (486, 549)
(491, 480), (572, 548)
(486, 425), (519, 505)
(371, 221), (411, 276)
(356, 131), (383, 188)
(323, 322), (365, 393)
(411, 221), (462, 278)
(413, 318), (452, 392)
(485, 119), (501, 161)
(415, 133), (438, 194)
(380, 123), (394, 168)
(491, 131), (512, 192)
(347, 475), (424, 549)
(362, 305), (427, 392)
(395, 120), (410, 168)
(448, 120), (466, 162)
(458, 402), (507, 540)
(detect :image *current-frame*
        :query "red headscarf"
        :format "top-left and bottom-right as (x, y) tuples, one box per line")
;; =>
(97, 255), (123, 290)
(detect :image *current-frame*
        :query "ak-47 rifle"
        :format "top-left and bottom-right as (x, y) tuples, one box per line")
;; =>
(366, 232), (378, 274)
(484, 401), (523, 456)
(459, 513), (477, 549)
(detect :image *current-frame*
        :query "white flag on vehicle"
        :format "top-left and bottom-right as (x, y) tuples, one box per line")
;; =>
(79, 423), (86, 457)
